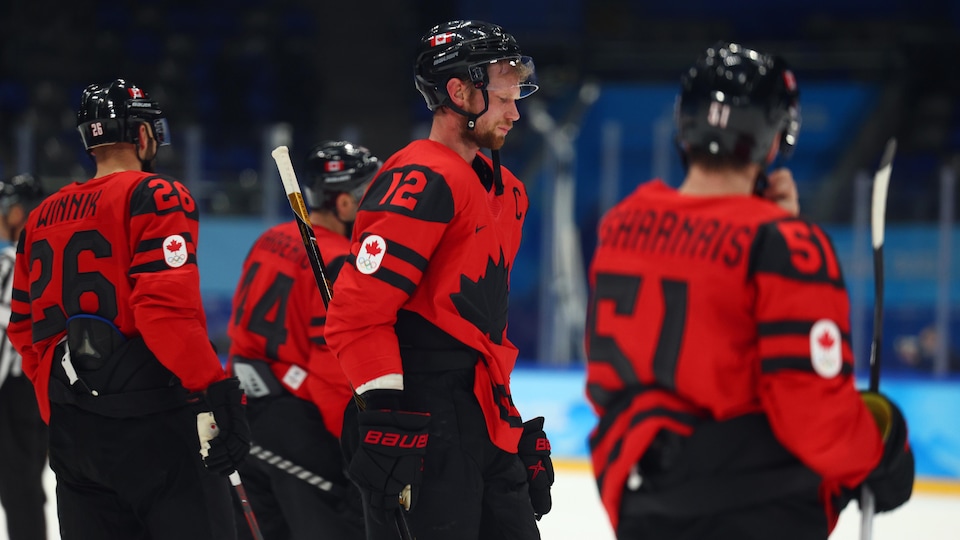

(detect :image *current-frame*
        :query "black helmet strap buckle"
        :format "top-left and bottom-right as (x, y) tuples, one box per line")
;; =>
(446, 85), (490, 131)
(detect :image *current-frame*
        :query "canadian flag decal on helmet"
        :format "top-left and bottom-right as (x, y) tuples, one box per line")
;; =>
(325, 161), (344, 172)
(128, 87), (144, 99)
(429, 32), (456, 47)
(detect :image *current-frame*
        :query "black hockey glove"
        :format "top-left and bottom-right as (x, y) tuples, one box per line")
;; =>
(349, 390), (430, 513)
(857, 391), (915, 512)
(519, 416), (554, 519)
(194, 377), (251, 476)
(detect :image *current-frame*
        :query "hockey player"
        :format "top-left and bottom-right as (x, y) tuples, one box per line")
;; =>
(7, 79), (250, 540)
(325, 19), (554, 540)
(226, 140), (377, 540)
(585, 42), (914, 539)
(0, 173), (48, 540)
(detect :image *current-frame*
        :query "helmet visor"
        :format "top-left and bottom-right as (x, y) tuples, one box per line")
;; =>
(152, 117), (171, 146)
(477, 56), (539, 100)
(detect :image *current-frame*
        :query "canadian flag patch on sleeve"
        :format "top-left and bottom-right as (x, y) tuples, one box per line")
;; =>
(163, 234), (188, 268)
(356, 234), (386, 275)
(809, 319), (842, 378)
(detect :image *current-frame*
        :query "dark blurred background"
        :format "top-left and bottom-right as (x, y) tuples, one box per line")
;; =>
(1, 0), (958, 375)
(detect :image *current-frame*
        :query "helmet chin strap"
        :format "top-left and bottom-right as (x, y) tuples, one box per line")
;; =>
(136, 124), (159, 173)
(491, 149), (504, 195)
(754, 152), (784, 197)
(446, 89), (504, 195)
(447, 88), (490, 131)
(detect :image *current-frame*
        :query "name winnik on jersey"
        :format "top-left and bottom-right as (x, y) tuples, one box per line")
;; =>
(33, 190), (102, 229)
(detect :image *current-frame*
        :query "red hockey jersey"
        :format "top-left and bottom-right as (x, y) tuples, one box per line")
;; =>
(227, 220), (354, 437)
(8, 171), (226, 422)
(325, 139), (528, 452)
(586, 180), (884, 530)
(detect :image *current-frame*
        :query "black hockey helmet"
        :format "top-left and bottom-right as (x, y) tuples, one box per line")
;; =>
(414, 20), (538, 113)
(676, 42), (800, 167)
(303, 141), (380, 210)
(0, 173), (45, 214)
(77, 79), (170, 151)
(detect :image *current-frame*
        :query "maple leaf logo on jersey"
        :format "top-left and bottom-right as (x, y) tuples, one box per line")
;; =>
(451, 250), (510, 345)
(356, 234), (387, 275)
(162, 234), (188, 268)
(817, 330), (835, 350)
(809, 319), (842, 378)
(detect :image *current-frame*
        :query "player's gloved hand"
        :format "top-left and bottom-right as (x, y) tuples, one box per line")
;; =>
(858, 391), (914, 512)
(193, 377), (251, 476)
(349, 390), (430, 512)
(519, 416), (554, 519)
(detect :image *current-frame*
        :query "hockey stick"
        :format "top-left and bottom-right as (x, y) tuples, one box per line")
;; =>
(271, 146), (415, 540)
(248, 443), (344, 496)
(198, 412), (264, 540)
(271, 145), (334, 307)
(860, 137), (897, 540)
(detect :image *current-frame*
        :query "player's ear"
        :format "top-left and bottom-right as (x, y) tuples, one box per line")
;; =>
(447, 78), (468, 107)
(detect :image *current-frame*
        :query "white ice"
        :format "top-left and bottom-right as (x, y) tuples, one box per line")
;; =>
(1, 463), (956, 539)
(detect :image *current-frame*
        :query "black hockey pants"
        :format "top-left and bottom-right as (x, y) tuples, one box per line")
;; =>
(49, 402), (236, 540)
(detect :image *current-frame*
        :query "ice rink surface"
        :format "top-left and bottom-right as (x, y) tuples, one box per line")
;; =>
(2, 461), (956, 539)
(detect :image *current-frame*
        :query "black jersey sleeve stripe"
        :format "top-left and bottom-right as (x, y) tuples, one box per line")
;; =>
(759, 321), (851, 342)
(135, 232), (195, 254)
(326, 255), (347, 283)
(310, 336), (326, 346)
(761, 356), (854, 375)
(310, 317), (325, 327)
(9, 312), (29, 324)
(359, 233), (428, 272)
(129, 254), (198, 274)
(368, 266), (417, 296)
(11, 288), (29, 303)
(388, 241), (428, 272)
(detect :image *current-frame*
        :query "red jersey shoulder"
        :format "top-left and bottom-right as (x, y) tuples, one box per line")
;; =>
(360, 161), (455, 224)
(130, 173), (199, 220)
(750, 217), (844, 286)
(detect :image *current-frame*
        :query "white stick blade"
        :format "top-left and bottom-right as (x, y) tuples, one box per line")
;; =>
(870, 138), (896, 249)
(271, 145), (302, 196)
